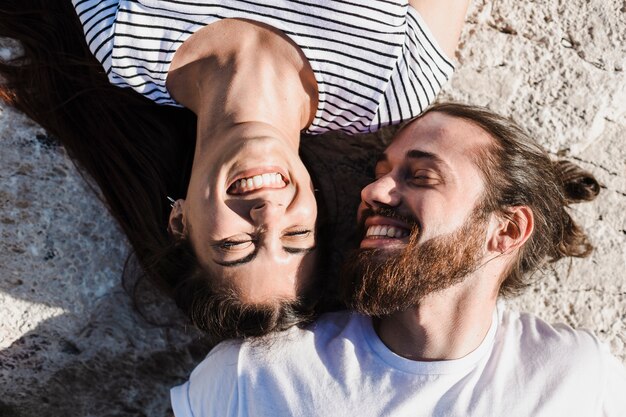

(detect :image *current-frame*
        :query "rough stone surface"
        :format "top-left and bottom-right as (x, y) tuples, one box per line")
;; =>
(440, 0), (626, 363)
(1, 1), (625, 416)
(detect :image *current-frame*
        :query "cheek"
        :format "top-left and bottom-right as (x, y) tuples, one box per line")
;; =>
(295, 252), (319, 293)
(418, 198), (469, 237)
(189, 203), (245, 250)
(304, 192), (319, 218)
(356, 201), (369, 222)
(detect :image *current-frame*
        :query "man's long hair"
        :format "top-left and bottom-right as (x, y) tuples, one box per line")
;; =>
(0, 0), (320, 341)
(420, 103), (600, 296)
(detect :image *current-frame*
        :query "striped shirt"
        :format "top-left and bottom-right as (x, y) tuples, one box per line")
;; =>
(72, 0), (455, 135)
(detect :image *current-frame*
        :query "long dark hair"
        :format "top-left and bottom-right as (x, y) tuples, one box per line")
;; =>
(0, 0), (316, 341)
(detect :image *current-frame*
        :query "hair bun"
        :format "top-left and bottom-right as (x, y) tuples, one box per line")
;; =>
(556, 160), (601, 204)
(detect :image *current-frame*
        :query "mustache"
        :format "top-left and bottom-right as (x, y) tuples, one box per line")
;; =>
(359, 207), (419, 230)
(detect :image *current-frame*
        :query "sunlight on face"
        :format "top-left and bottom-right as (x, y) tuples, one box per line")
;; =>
(359, 111), (493, 249)
(184, 132), (319, 303)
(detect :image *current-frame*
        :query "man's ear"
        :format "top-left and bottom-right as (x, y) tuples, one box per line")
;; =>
(167, 199), (188, 241)
(487, 206), (534, 255)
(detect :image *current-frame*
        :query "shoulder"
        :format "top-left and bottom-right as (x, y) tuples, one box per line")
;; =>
(239, 310), (360, 362)
(501, 309), (600, 352)
(170, 339), (244, 417)
(186, 311), (360, 416)
(195, 338), (244, 373)
(227, 311), (367, 384)
(306, 310), (360, 334)
(497, 308), (623, 384)
(499, 308), (606, 361)
(490, 308), (626, 412)
(188, 339), (244, 395)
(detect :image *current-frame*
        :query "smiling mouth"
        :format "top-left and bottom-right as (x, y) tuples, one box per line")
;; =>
(360, 215), (417, 249)
(360, 224), (411, 249)
(365, 224), (410, 239)
(227, 172), (288, 195)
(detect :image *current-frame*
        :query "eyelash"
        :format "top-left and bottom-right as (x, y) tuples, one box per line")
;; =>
(217, 229), (312, 250)
(284, 228), (312, 238)
(411, 176), (439, 187)
(219, 239), (254, 250)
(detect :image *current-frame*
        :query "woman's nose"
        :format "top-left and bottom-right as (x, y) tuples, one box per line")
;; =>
(361, 175), (401, 208)
(250, 200), (284, 225)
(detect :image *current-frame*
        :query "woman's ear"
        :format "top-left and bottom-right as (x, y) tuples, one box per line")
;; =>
(167, 199), (188, 241)
(487, 206), (534, 255)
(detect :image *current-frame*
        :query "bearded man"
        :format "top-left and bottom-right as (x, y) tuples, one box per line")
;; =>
(170, 103), (626, 417)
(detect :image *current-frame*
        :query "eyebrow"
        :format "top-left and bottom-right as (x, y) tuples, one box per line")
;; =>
(213, 245), (316, 267)
(377, 149), (449, 171)
(406, 149), (446, 164)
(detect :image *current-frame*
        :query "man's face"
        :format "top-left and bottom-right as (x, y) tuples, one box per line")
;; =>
(341, 112), (496, 315)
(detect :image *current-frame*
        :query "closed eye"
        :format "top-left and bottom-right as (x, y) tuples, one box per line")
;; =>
(373, 160), (391, 180)
(215, 238), (254, 251)
(411, 169), (442, 186)
(283, 228), (312, 238)
(213, 243), (316, 267)
(211, 228), (315, 267)
(282, 228), (315, 250)
(411, 178), (440, 186)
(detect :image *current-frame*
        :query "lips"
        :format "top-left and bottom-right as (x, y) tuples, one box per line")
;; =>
(227, 167), (289, 195)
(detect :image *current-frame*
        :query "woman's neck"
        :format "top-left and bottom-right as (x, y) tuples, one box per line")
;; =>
(167, 18), (317, 149)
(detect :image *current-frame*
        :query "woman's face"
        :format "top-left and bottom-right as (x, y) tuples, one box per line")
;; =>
(173, 123), (318, 304)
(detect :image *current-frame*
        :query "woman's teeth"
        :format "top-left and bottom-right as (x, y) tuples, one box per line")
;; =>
(365, 225), (409, 239)
(231, 173), (286, 193)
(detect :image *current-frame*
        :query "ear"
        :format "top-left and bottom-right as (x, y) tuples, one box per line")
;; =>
(487, 206), (534, 255)
(167, 199), (188, 241)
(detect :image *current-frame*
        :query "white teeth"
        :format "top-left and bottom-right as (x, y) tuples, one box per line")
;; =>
(366, 225), (409, 239)
(231, 172), (286, 193)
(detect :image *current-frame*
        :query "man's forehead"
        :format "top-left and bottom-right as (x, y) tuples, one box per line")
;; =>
(391, 111), (493, 152)
(376, 148), (449, 172)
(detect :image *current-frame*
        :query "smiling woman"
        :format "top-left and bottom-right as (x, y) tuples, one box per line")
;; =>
(0, 0), (470, 340)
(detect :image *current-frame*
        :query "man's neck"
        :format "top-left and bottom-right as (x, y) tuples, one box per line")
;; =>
(375, 280), (498, 361)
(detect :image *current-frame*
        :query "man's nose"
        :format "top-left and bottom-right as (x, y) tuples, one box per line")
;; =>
(361, 175), (401, 208)
(250, 200), (285, 225)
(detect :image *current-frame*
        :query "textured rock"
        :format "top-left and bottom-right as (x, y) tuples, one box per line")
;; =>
(438, 0), (626, 363)
(1, 1), (625, 415)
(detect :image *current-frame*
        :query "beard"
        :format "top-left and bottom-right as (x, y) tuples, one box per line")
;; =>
(339, 206), (488, 317)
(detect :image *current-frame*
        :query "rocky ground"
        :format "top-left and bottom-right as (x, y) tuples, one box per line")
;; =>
(1, 1), (624, 416)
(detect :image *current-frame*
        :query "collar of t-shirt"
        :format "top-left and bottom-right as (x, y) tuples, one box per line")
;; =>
(359, 306), (499, 375)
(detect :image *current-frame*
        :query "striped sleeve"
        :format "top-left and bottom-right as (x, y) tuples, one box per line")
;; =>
(110, 2), (195, 106)
(371, 6), (455, 131)
(72, 0), (118, 75)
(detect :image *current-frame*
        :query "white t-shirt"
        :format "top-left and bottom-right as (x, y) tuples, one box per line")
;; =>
(71, 0), (454, 135)
(171, 306), (626, 417)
